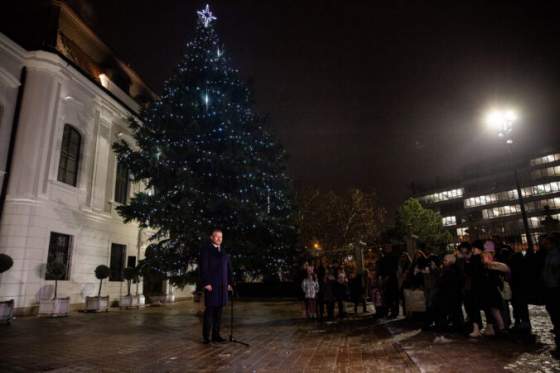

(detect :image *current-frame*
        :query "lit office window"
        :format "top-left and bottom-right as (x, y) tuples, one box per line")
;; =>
(442, 216), (457, 226)
(529, 216), (541, 229)
(456, 227), (469, 237)
(531, 166), (560, 179)
(528, 197), (560, 211)
(482, 204), (521, 219)
(419, 188), (464, 204)
(531, 153), (560, 167)
(464, 191), (517, 208)
(522, 233), (541, 245)
(521, 181), (560, 198)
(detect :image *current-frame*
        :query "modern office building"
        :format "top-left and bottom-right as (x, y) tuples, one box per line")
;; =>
(0, 1), (191, 314)
(414, 149), (560, 246)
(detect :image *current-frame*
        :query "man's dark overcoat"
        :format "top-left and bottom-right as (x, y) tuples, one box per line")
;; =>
(199, 242), (232, 307)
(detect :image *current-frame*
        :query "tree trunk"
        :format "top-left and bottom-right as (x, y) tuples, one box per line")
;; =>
(54, 279), (58, 300)
(127, 280), (131, 296)
(98, 279), (103, 297)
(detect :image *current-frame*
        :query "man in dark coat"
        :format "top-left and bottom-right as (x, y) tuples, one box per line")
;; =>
(378, 245), (399, 318)
(199, 229), (232, 344)
(540, 233), (560, 359)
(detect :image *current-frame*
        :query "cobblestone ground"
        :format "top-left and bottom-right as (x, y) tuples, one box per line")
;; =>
(0, 301), (558, 372)
(386, 305), (560, 373)
(0, 300), (416, 373)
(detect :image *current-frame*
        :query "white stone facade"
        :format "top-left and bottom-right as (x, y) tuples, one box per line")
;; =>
(0, 33), (195, 314)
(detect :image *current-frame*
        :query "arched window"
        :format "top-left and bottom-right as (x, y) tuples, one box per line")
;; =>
(57, 124), (81, 186)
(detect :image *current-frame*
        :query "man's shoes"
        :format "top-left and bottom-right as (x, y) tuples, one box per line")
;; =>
(482, 324), (495, 336)
(202, 338), (211, 345)
(469, 323), (481, 338)
(212, 336), (227, 343)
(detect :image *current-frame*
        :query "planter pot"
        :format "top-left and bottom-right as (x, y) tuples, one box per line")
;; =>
(0, 299), (15, 324)
(85, 296), (109, 312)
(149, 294), (175, 305)
(119, 294), (145, 309)
(38, 297), (70, 317)
(403, 289), (426, 316)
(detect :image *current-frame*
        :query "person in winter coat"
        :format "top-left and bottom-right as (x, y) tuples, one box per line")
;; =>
(425, 254), (464, 332)
(479, 241), (510, 337)
(349, 270), (367, 314)
(369, 267), (383, 316)
(302, 273), (319, 319)
(323, 272), (337, 321)
(334, 268), (348, 319)
(316, 264), (327, 322)
(457, 241), (484, 337)
(378, 245), (400, 318)
(199, 229), (233, 344)
(540, 233), (560, 359)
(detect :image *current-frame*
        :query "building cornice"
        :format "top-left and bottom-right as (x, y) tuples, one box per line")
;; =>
(1, 32), (140, 119)
(0, 67), (20, 88)
(0, 33), (27, 61)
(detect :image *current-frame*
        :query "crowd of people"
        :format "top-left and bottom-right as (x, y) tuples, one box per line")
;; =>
(300, 232), (560, 358)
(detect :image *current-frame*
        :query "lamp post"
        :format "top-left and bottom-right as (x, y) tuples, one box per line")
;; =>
(485, 109), (534, 251)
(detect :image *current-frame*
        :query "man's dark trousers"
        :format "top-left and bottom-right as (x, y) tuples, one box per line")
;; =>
(203, 305), (223, 341)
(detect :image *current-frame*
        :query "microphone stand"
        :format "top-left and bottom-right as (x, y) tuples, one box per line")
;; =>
(229, 288), (249, 347)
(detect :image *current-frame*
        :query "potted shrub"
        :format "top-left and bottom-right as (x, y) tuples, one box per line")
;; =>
(0, 254), (14, 324)
(120, 266), (145, 309)
(38, 261), (70, 317)
(85, 265), (110, 312)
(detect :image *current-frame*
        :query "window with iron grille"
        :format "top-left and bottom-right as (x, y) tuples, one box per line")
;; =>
(114, 161), (130, 204)
(46, 232), (72, 280)
(57, 125), (81, 186)
(110, 243), (126, 281)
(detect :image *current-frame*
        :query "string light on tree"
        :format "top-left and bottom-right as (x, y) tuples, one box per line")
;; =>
(203, 91), (210, 110)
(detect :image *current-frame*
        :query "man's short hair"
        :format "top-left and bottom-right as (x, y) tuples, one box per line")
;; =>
(210, 228), (223, 235)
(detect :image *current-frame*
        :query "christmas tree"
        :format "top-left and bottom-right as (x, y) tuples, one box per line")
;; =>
(114, 4), (296, 286)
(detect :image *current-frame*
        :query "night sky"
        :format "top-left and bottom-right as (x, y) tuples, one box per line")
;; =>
(32, 1), (560, 211)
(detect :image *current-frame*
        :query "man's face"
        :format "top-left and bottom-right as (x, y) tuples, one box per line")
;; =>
(210, 231), (223, 246)
(460, 248), (472, 258)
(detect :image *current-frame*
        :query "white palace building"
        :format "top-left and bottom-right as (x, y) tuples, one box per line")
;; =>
(0, 1), (190, 314)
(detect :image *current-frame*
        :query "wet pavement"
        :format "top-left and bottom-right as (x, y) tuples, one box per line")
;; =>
(0, 301), (558, 372)
(386, 305), (560, 373)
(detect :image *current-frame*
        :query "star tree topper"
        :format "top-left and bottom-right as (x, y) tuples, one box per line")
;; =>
(197, 4), (217, 28)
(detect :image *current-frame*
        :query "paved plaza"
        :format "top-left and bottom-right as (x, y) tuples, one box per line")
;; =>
(0, 300), (558, 372)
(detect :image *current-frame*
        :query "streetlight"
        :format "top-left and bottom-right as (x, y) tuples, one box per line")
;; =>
(485, 108), (534, 251)
(485, 109), (517, 144)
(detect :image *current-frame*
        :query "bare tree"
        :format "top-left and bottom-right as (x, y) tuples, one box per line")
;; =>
(297, 189), (386, 258)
